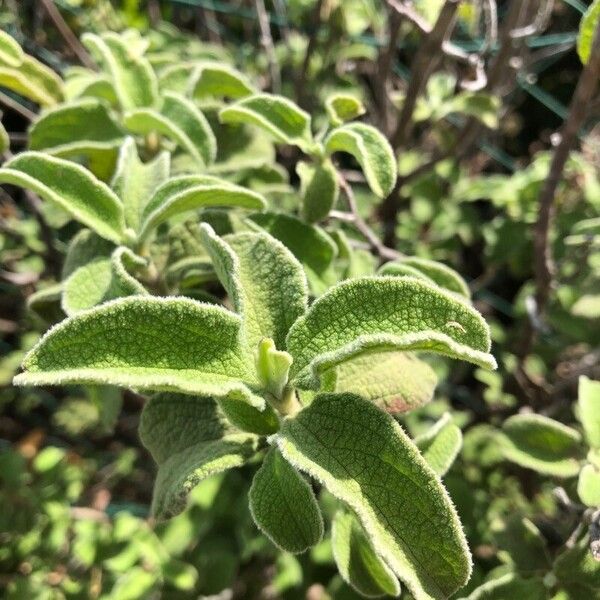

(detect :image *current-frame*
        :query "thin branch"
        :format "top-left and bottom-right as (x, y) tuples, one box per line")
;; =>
(391, 0), (461, 149)
(255, 0), (281, 93)
(336, 173), (401, 262)
(38, 0), (95, 69)
(510, 0), (554, 40)
(0, 90), (36, 121)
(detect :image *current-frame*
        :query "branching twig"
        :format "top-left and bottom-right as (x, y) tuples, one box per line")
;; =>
(391, 0), (461, 149)
(39, 0), (95, 69)
(335, 173), (401, 262)
(255, 0), (281, 93)
(0, 90), (36, 121)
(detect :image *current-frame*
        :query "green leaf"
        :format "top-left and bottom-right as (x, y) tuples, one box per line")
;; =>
(554, 535), (600, 593)
(247, 212), (338, 293)
(578, 463), (600, 506)
(326, 94), (366, 127)
(415, 413), (463, 476)
(332, 510), (401, 598)
(140, 393), (258, 519)
(124, 93), (216, 167)
(321, 351), (437, 415)
(379, 257), (470, 298)
(461, 573), (547, 600)
(64, 67), (119, 106)
(0, 30), (24, 67)
(219, 93), (313, 149)
(443, 93), (500, 129)
(578, 376), (600, 449)
(577, 0), (600, 64)
(28, 99), (125, 176)
(0, 152), (126, 244)
(286, 276), (496, 389)
(62, 246), (147, 316)
(192, 63), (255, 99)
(62, 228), (114, 279)
(297, 159), (340, 223)
(0, 120), (8, 155)
(200, 224), (308, 351)
(249, 448), (323, 553)
(0, 55), (63, 106)
(14, 297), (259, 401)
(111, 137), (170, 233)
(139, 175), (266, 242)
(325, 123), (396, 198)
(277, 393), (472, 600)
(82, 32), (157, 110)
(498, 414), (583, 477)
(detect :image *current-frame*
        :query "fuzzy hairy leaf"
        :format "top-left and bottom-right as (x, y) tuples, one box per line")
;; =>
(321, 351), (437, 415)
(14, 297), (259, 401)
(140, 393), (258, 519)
(0, 30), (24, 67)
(249, 448), (323, 553)
(192, 63), (255, 99)
(326, 94), (366, 126)
(578, 0), (600, 64)
(200, 224), (308, 351)
(297, 159), (339, 223)
(578, 463), (600, 507)
(0, 152), (126, 244)
(286, 276), (496, 388)
(415, 413), (462, 476)
(380, 257), (470, 298)
(332, 510), (401, 598)
(0, 55), (63, 106)
(578, 376), (600, 449)
(62, 247), (147, 316)
(139, 175), (266, 242)
(325, 123), (396, 198)
(277, 393), (472, 600)
(111, 137), (170, 233)
(82, 32), (157, 110)
(219, 94), (312, 148)
(247, 212), (337, 291)
(499, 414), (583, 477)
(124, 93), (216, 167)
(62, 229), (114, 279)
(554, 535), (600, 594)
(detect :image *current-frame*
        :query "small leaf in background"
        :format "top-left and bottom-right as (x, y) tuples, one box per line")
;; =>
(82, 32), (157, 110)
(277, 393), (472, 600)
(140, 393), (259, 519)
(0, 152), (126, 244)
(577, 0), (600, 64)
(577, 376), (600, 449)
(553, 535), (600, 594)
(220, 93), (313, 149)
(462, 573), (547, 600)
(325, 123), (397, 198)
(111, 137), (170, 233)
(325, 94), (366, 127)
(577, 463), (600, 506)
(61, 246), (147, 315)
(498, 414), (583, 477)
(249, 448), (323, 553)
(380, 257), (471, 298)
(0, 54), (63, 106)
(415, 413), (463, 476)
(321, 351), (437, 415)
(200, 224), (308, 351)
(286, 276), (496, 388)
(138, 175), (266, 242)
(62, 228), (115, 279)
(15, 297), (258, 401)
(0, 120), (9, 154)
(297, 159), (339, 223)
(332, 509), (401, 598)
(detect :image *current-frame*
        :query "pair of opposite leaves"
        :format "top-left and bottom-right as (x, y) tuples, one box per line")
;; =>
(16, 222), (496, 600)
